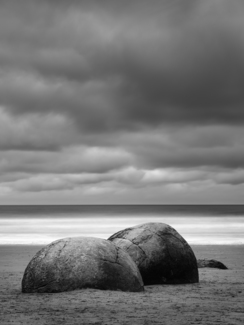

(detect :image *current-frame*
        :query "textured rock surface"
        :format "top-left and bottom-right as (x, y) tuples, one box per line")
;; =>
(22, 237), (144, 293)
(197, 259), (228, 269)
(108, 223), (199, 285)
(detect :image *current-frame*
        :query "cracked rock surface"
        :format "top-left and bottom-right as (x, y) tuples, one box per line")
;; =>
(108, 223), (199, 285)
(22, 237), (144, 293)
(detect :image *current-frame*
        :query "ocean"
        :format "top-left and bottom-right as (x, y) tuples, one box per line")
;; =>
(0, 205), (244, 245)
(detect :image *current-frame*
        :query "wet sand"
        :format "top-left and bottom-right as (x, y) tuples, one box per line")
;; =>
(0, 244), (244, 325)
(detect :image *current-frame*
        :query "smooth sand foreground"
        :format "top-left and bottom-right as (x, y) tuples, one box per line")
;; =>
(0, 245), (244, 325)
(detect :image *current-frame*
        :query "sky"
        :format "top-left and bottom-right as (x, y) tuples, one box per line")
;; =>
(0, 0), (244, 204)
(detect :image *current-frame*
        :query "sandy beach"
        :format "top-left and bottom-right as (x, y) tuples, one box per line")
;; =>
(0, 244), (243, 325)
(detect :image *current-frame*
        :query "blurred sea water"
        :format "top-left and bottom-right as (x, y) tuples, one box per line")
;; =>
(0, 205), (244, 245)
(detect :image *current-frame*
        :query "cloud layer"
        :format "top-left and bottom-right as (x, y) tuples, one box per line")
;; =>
(1, 0), (244, 203)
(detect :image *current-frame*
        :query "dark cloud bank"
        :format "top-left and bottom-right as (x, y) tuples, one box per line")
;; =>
(0, 0), (244, 203)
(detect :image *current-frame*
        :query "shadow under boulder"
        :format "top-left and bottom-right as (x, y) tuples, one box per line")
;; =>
(22, 237), (144, 293)
(108, 222), (199, 285)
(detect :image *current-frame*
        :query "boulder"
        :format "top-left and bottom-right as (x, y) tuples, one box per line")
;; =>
(22, 237), (144, 293)
(108, 223), (199, 285)
(197, 259), (228, 269)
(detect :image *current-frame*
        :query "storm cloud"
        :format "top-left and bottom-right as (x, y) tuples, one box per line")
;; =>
(1, 0), (244, 203)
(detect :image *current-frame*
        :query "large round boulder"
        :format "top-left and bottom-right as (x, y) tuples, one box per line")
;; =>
(22, 237), (144, 293)
(108, 223), (199, 285)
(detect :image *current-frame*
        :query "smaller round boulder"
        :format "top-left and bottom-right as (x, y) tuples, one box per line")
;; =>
(22, 237), (144, 293)
(108, 223), (199, 285)
(197, 259), (228, 269)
